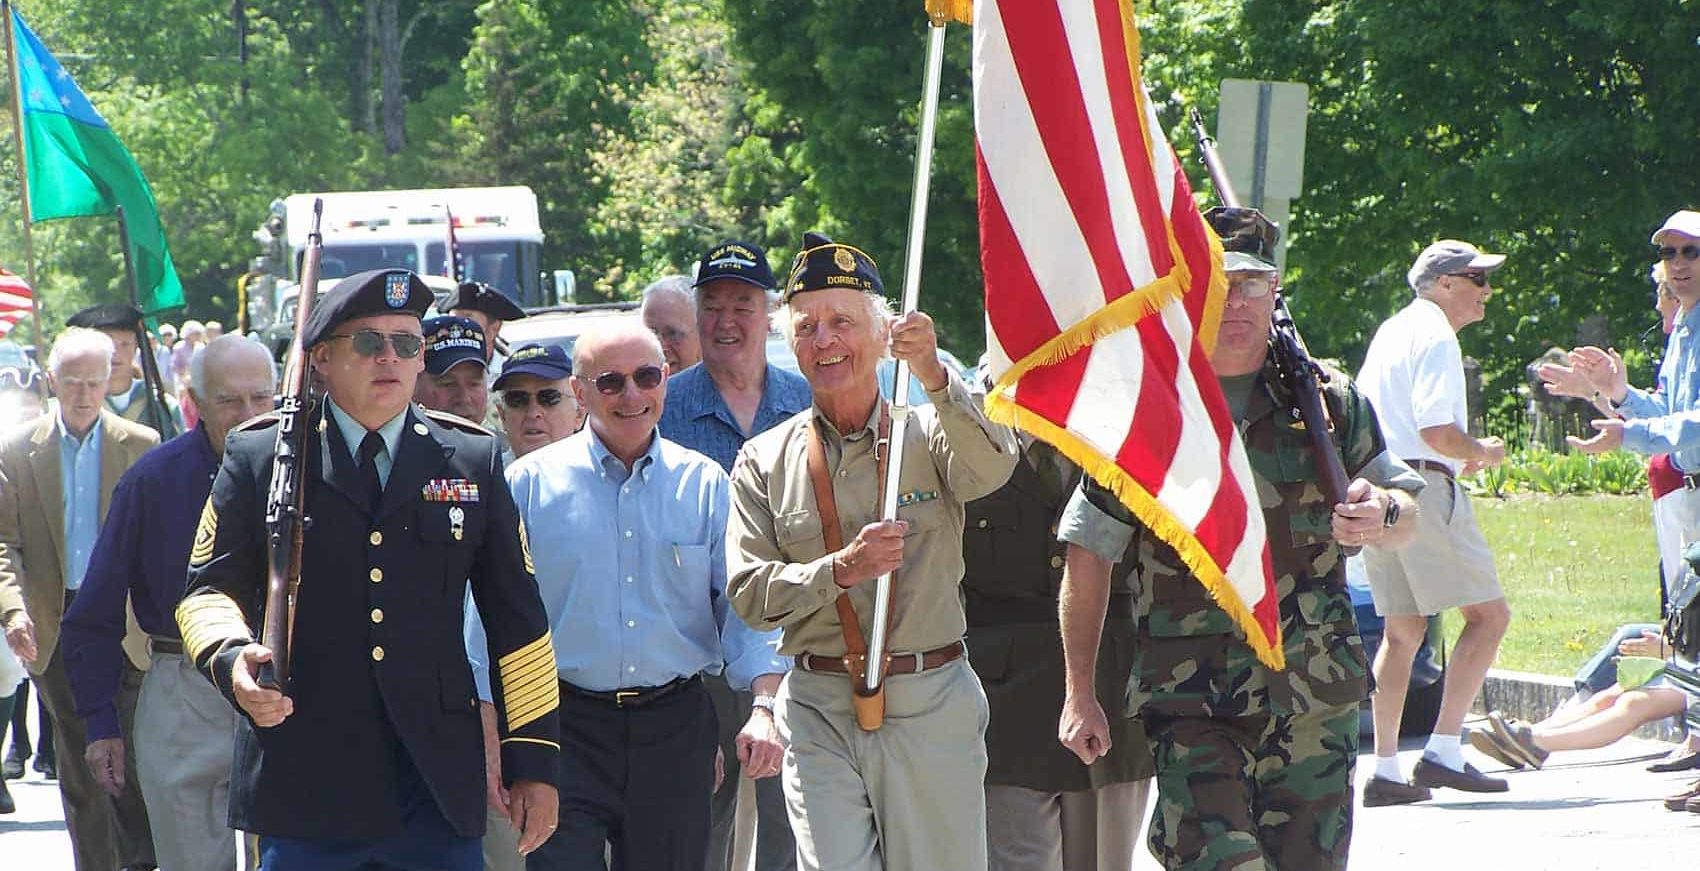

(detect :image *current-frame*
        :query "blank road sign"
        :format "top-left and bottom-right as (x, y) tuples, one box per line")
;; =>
(1217, 79), (1309, 207)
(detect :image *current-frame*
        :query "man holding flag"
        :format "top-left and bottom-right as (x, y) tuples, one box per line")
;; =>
(1054, 211), (1423, 870)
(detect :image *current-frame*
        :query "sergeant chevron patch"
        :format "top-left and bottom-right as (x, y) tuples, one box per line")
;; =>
(189, 499), (218, 567)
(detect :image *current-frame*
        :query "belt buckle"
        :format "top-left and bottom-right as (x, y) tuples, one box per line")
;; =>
(615, 690), (641, 706)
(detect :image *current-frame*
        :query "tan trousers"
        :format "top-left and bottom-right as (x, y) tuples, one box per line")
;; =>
(985, 780), (1152, 871)
(134, 650), (252, 871)
(779, 657), (989, 871)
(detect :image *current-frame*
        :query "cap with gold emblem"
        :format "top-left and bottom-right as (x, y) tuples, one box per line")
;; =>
(302, 269), (434, 347)
(782, 231), (884, 303)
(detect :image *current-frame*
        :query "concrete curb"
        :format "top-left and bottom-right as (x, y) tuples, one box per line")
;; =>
(1474, 668), (1685, 742)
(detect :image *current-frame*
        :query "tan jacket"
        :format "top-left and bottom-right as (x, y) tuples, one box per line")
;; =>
(0, 409), (158, 673)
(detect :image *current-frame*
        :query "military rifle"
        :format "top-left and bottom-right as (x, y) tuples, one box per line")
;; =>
(1188, 108), (1350, 508)
(255, 198), (323, 691)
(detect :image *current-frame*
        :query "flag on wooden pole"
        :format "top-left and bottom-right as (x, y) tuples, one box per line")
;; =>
(973, 0), (1283, 666)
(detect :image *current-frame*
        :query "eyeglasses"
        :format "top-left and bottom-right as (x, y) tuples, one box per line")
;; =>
(1448, 272), (1489, 287)
(592, 365), (665, 395)
(501, 388), (566, 409)
(1228, 276), (1275, 299)
(328, 330), (424, 359)
(1659, 245), (1700, 263)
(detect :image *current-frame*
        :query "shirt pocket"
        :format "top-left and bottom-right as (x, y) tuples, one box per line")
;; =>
(774, 509), (826, 560)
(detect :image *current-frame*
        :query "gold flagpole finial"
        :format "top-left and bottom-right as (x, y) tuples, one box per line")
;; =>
(924, 0), (972, 26)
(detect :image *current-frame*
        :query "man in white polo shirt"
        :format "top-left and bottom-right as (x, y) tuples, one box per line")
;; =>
(1356, 240), (1513, 804)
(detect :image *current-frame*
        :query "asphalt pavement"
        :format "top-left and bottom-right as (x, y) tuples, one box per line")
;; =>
(4, 728), (1698, 869)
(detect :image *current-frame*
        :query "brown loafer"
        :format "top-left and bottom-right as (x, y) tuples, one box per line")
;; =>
(1411, 757), (1510, 792)
(1468, 725), (1526, 771)
(1487, 711), (1549, 770)
(1363, 775), (1432, 807)
(1664, 779), (1700, 811)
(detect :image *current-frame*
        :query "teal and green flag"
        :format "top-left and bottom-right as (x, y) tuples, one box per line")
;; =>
(11, 9), (183, 313)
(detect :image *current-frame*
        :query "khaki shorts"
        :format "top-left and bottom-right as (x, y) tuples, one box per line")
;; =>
(1363, 468), (1502, 616)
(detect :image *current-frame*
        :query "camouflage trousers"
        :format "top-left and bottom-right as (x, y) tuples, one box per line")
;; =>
(1142, 703), (1358, 871)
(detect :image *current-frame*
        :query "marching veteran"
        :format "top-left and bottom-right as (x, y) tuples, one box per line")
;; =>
(175, 269), (560, 871)
(727, 232), (1018, 871)
(1055, 209), (1423, 871)
(61, 335), (276, 871)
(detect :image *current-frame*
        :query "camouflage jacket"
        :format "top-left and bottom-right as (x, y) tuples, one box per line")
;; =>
(1082, 354), (1414, 719)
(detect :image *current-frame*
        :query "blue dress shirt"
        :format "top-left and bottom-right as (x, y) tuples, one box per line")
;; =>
(58, 414), (103, 591)
(60, 424), (220, 741)
(326, 398), (407, 486)
(657, 363), (812, 473)
(1621, 303), (1700, 471)
(466, 427), (786, 696)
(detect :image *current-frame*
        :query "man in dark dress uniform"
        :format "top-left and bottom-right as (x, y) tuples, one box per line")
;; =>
(176, 269), (560, 871)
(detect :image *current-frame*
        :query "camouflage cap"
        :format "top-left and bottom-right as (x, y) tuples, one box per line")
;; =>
(1204, 207), (1280, 273)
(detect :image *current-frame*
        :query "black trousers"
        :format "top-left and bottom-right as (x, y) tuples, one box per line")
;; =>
(527, 676), (717, 871)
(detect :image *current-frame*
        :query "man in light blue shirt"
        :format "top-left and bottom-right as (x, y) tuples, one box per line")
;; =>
(468, 321), (786, 871)
(656, 239), (806, 871)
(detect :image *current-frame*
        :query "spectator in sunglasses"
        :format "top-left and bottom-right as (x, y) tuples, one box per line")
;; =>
(494, 344), (580, 461)
(416, 316), (491, 425)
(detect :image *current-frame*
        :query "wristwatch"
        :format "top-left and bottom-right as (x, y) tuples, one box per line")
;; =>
(751, 694), (777, 712)
(1381, 495), (1401, 529)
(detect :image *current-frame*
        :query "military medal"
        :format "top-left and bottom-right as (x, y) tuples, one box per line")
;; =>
(449, 506), (465, 541)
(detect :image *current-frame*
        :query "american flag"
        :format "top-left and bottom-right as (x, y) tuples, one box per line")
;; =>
(972, 0), (1282, 665)
(443, 205), (464, 282)
(0, 269), (32, 337)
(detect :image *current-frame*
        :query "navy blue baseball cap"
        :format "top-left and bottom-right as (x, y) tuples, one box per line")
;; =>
(302, 269), (434, 347)
(694, 240), (775, 292)
(782, 231), (883, 303)
(422, 315), (488, 375)
(494, 343), (572, 389)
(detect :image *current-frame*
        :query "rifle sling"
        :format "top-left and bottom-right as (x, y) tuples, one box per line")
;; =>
(805, 406), (894, 663)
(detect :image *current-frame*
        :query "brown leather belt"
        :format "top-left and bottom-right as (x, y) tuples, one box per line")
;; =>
(1406, 459), (1455, 483)
(562, 674), (699, 708)
(147, 636), (184, 656)
(795, 640), (966, 676)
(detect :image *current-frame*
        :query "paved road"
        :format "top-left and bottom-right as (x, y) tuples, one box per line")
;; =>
(4, 729), (1698, 869)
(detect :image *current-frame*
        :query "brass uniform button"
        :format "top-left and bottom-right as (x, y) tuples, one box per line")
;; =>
(371, 646), (385, 662)
(413, 423), (429, 436)
(1049, 555), (1064, 569)
(370, 608), (384, 624)
(369, 530), (383, 546)
(977, 519), (988, 528)
(369, 567), (383, 583)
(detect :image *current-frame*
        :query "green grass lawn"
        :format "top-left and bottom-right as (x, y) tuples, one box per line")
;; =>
(1450, 494), (1661, 676)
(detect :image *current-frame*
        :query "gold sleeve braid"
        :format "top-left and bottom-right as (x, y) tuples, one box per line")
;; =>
(497, 632), (558, 733)
(176, 593), (253, 661)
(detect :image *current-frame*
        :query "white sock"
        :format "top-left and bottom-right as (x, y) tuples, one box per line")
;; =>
(1374, 755), (1404, 783)
(1424, 733), (1465, 771)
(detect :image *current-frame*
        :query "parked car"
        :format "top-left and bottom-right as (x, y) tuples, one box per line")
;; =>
(1346, 553), (1447, 737)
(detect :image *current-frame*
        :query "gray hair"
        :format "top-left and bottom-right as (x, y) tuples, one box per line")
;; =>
(47, 327), (116, 377)
(572, 321), (667, 376)
(180, 319), (206, 339)
(189, 335), (277, 401)
(640, 275), (696, 311)
(779, 292), (895, 350)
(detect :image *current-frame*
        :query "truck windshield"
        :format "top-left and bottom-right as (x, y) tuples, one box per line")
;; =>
(312, 244), (422, 278)
(425, 241), (523, 297)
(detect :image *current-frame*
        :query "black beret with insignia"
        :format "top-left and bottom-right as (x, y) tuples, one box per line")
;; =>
(445, 280), (526, 322)
(694, 239), (775, 291)
(782, 231), (884, 303)
(66, 303), (145, 331)
(301, 269), (434, 347)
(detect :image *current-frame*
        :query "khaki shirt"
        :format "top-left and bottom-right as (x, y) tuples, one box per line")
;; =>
(728, 369), (1018, 657)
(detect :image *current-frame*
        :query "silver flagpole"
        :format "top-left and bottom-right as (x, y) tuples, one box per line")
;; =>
(864, 16), (949, 698)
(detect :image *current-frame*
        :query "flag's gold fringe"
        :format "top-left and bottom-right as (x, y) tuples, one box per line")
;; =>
(983, 393), (1286, 670)
(924, 0), (972, 25)
(991, 272), (1182, 394)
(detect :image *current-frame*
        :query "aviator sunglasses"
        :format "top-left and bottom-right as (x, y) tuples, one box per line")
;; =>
(501, 388), (566, 409)
(328, 330), (424, 358)
(592, 365), (664, 395)
(1659, 245), (1700, 263)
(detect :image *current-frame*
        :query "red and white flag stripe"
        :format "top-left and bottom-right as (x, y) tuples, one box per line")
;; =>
(973, 0), (1282, 665)
(0, 268), (32, 337)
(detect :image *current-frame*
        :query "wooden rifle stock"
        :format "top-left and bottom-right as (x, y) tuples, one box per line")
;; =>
(256, 198), (323, 691)
(1188, 107), (1350, 507)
